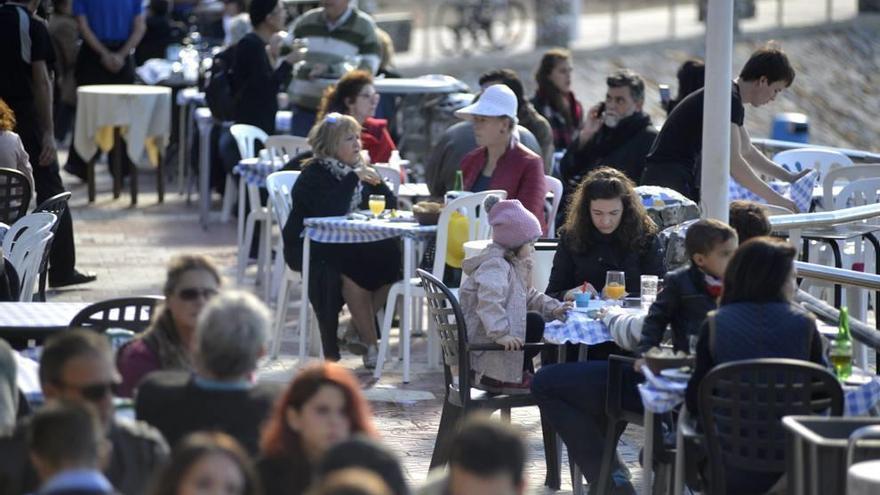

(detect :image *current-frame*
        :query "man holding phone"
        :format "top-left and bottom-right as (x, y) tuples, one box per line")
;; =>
(556, 69), (657, 229)
(641, 44), (809, 210)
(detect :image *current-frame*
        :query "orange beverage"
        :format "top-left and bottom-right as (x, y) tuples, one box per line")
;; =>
(605, 283), (626, 300)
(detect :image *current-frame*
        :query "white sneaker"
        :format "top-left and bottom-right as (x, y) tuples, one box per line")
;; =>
(363, 345), (378, 369)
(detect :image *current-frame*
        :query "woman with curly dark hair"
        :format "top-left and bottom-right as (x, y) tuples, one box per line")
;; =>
(150, 432), (261, 495)
(0, 98), (33, 190)
(317, 70), (397, 164)
(531, 48), (583, 151)
(257, 362), (377, 495)
(546, 166), (665, 302)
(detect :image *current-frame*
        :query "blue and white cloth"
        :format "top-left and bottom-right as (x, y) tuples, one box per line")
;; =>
(637, 366), (880, 416)
(233, 158), (284, 188)
(543, 311), (614, 346)
(304, 215), (437, 244)
(729, 170), (818, 213)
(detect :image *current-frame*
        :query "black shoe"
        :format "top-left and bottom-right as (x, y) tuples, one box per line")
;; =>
(49, 270), (97, 288)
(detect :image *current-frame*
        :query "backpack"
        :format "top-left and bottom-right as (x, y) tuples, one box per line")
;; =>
(204, 47), (237, 121)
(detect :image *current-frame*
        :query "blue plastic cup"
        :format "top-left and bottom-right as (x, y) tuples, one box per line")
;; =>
(574, 292), (591, 308)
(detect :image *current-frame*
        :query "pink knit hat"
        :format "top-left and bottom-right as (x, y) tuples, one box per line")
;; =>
(484, 195), (542, 249)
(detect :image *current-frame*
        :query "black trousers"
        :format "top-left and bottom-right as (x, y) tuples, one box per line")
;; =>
(641, 162), (699, 203)
(7, 99), (76, 279)
(65, 42), (136, 177)
(524, 312), (545, 372)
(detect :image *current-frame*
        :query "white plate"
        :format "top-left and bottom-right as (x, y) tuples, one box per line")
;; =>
(845, 374), (874, 386)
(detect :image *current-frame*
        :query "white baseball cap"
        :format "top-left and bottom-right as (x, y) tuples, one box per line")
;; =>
(454, 84), (519, 125)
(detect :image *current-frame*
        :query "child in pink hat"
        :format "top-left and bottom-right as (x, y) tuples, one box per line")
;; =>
(458, 195), (573, 394)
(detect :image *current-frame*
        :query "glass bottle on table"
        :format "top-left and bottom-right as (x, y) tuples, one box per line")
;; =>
(830, 306), (853, 380)
(446, 170), (464, 205)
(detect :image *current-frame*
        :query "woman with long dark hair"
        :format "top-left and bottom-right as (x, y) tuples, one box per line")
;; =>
(257, 362), (377, 495)
(545, 167), (665, 302)
(531, 48), (583, 151)
(151, 432), (261, 495)
(684, 237), (825, 493)
(116, 255), (222, 397)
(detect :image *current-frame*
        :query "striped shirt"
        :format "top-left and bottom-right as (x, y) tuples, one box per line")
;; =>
(290, 7), (380, 110)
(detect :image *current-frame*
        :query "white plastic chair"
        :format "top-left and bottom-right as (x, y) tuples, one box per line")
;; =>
(545, 175), (563, 237)
(373, 165), (401, 197)
(229, 124), (270, 285)
(265, 135), (310, 163)
(2, 213), (57, 301)
(773, 148), (854, 184)
(763, 204), (794, 216)
(373, 190), (506, 382)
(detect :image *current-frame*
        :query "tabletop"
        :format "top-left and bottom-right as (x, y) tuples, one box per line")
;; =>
(373, 76), (468, 95)
(0, 302), (90, 346)
(77, 84), (172, 96)
(304, 213), (437, 244)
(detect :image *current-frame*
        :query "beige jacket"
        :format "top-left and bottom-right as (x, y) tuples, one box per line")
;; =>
(459, 243), (562, 383)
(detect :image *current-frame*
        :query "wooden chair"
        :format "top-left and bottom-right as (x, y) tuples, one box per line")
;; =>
(698, 358), (843, 495)
(33, 192), (72, 301)
(69, 296), (165, 333)
(416, 268), (561, 487)
(0, 168), (31, 225)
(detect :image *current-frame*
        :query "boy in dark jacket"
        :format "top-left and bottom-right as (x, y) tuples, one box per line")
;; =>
(636, 219), (737, 355)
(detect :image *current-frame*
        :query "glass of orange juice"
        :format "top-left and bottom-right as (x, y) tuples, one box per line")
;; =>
(604, 271), (626, 302)
(368, 194), (385, 219)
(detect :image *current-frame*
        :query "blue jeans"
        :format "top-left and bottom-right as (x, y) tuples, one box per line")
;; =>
(531, 360), (642, 484)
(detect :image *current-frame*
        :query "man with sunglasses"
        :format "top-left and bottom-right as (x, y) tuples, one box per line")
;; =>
(0, 329), (169, 495)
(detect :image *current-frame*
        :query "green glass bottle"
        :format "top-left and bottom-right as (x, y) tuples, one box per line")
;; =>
(830, 306), (853, 380)
(453, 170), (463, 192)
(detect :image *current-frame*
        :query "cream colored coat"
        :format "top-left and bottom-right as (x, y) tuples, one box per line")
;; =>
(459, 243), (563, 383)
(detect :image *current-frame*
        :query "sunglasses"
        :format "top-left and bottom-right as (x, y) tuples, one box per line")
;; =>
(58, 381), (116, 402)
(177, 287), (218, 301)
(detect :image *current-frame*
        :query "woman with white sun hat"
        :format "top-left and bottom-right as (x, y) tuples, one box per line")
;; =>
(456, 84), (549, 234)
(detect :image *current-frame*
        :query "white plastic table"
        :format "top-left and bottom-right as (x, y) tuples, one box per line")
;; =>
(0, 302), (90, 345)
(373, 76), (467, 95)
(300, 214), (436, 382)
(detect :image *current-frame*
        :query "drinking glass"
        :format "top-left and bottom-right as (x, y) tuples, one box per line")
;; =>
(640, 275), (659, 310)
(368, 194), (385, 219)
(605, 271), (626, 301)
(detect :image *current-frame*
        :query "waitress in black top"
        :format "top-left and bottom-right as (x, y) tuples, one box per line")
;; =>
(282, 113), (400, 367)
(546, 166), (665, 302)
(231, 0), (300, 134)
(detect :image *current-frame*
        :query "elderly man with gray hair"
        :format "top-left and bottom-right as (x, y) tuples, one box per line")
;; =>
(135, 290), (280, 455)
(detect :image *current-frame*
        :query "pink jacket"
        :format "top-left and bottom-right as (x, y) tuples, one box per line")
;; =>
(460, 142), (548, 234)
(459, 243), (562, 382)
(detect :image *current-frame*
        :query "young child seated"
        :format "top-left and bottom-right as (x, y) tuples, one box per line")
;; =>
(459, 195), (572, 394)
(636, 219), (738, 355)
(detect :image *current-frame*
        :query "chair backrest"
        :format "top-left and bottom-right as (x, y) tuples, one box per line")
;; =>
(545, 175), (563, 237)
(69, 296), (165, 333)
(265, 135), (310, 163)
(417, 268), (471, 406)
(34, 192), (72, 228)
(821, 164), (880, 210)
(833, 177), (880, 211)
(266, 171), (301, 227)
(373, 165), (401, 197)
(431, 190), (506, 278)
(229, 124), (269, 160)
(699, 358), (843, 493)
(15, 230), (52, 301)
(763, 204), (794, 216)
(2, 213), (57, 270)
(773, 148), (854, 183)
(0, 168), (32, 225)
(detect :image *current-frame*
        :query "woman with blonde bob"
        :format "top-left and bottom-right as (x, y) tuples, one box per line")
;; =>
(281, 114), (399, 366)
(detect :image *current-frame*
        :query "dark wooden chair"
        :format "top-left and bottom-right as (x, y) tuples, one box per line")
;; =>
(698, 358), (843, 495)
(33, 192), (72, 301)
(0, 167), (31, 225)
(69, 296), (165, 333)
(416, 269), (561, 485)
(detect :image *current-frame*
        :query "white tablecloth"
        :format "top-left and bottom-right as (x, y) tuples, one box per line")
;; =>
(74, 85), (172, 167)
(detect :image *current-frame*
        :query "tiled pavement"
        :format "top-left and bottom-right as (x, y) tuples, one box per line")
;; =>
(49, 153), (646, 494)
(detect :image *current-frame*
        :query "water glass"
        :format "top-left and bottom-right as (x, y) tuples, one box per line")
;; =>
(640, 275), (659, 310)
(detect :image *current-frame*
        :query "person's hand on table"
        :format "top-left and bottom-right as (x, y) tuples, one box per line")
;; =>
(39, 133), (56, 166)
(563, 283), (598, 301)
(495, 335), (523, 351)
(633, 358), (645, 373)
(354, 166), (381, 186)
(551, 302), (574, 322)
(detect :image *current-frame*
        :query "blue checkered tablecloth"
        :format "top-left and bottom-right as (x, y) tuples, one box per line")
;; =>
(304, 214), (437, 244)
(233, 158), (284, 188)
(543, 311), (614, 345)
(729, 170), (818, 213)
(637, 366), (880, 416)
